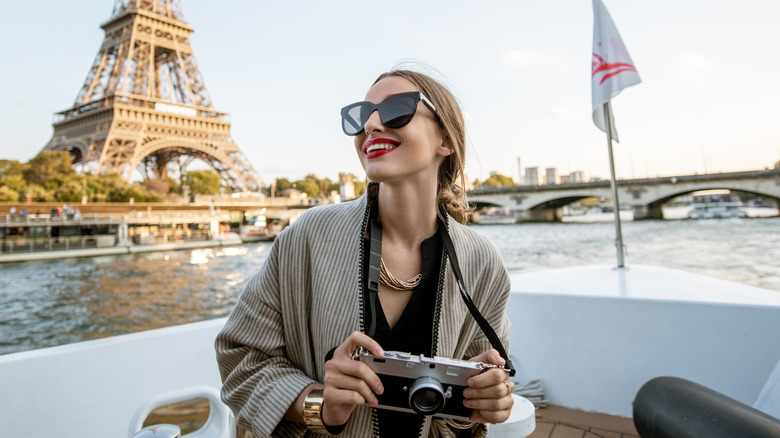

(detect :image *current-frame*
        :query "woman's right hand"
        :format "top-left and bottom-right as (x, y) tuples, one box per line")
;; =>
(321, 331), (385, 427)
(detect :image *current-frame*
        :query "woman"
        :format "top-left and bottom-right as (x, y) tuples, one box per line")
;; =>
(215, 68), (514, 437)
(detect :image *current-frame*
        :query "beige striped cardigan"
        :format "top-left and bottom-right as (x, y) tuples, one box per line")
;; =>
(215, 186), (512, 437)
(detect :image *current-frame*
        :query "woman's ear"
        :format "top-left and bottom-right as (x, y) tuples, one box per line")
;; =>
(438, 136), (454, 157)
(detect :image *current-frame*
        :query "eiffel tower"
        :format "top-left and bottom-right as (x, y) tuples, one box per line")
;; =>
(40, 0), (263, 192)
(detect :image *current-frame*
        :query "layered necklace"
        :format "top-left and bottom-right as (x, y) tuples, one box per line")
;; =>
(379, 258), (422, 290)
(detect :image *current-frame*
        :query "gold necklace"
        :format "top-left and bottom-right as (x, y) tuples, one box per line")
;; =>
(379, 258), (422, 290)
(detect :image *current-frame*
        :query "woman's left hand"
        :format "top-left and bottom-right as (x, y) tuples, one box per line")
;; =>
(463, 349), (515, 424)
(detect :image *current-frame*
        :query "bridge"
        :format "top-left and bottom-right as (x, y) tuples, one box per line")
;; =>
(467, 169), (780, 222)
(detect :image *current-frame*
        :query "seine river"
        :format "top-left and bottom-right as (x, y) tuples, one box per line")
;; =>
(1, 212), (779, 356)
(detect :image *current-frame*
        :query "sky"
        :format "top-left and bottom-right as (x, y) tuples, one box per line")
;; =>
(1, 0), (779, 186)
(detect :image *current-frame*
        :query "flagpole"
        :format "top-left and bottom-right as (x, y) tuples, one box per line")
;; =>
(603, 100), (626, 268)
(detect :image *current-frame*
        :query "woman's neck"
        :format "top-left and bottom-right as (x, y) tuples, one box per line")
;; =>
(376, 182), (439, 250)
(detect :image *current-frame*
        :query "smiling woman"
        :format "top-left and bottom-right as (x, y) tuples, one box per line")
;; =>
(214, 68), (516, 437)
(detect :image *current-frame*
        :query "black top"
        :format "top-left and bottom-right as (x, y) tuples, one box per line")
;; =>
(362, 229), (443, 437)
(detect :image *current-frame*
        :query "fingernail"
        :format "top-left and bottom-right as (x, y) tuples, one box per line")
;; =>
(375, 348), (384, 356)
(463, 399), (472, 408)
(372, 398), (379, 407)
(463, 389), (472, 398)
(467, 378), (474, 386)
(377, 385), (384, 395)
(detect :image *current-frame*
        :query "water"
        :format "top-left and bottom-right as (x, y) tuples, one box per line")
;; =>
(2, 217), (779, 356)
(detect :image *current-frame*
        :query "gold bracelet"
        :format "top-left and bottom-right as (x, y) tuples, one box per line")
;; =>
(302, 389), (326, 431)
(444, 418), (478, 429)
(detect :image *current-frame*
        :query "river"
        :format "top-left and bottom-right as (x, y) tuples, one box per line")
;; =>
(1, 213), (779, 356)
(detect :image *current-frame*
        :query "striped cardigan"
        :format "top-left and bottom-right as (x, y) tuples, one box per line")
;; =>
(215, 186), (512, 437)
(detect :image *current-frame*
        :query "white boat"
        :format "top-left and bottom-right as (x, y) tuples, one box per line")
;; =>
(238, 215), (270, 242)
(1, 264), (779, 437)
(687, 191), (747, 219)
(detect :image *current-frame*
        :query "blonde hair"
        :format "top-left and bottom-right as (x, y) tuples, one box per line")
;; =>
(373, 69), (471, 224)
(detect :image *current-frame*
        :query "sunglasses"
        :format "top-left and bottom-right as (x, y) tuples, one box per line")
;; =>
(340, 91), (438, 136)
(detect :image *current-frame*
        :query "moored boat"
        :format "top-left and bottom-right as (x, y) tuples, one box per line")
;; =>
(0, 211), (241, 263)
(687, 190), (747, 219)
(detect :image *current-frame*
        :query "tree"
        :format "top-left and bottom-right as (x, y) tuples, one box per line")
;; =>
(23, 151), (74, 187)
(274, 177), (293, 193)
(293, 177), (320, 198)
(184, 170), (222, 195)
(481, 173), (515, 187)
(0, 185), (19, 202)
(0, 159), (22, 178)
(54, 180), (85, 202)
(24, 184), (55, 202)
(106, 185), (163, 202)
(0, 174), (26, 192)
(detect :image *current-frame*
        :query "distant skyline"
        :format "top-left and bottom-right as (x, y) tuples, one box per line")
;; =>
(1, 0), (778, 185)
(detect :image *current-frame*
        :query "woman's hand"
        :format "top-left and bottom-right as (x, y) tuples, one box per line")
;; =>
(463, 349), (515, 424)
(321, 331), (385, 427)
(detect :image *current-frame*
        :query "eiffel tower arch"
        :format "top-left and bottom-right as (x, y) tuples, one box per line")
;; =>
(40, 0), (263, 192)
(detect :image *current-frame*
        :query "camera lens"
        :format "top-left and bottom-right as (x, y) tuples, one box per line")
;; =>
(408, 377), (446, 415)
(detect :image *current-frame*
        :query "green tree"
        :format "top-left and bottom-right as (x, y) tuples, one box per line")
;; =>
(275, 178), (293, 193)
(24, 184), (55, 202)
(184, 170), (222, 195)
(0, 185), (19, 202)
(481, 173), (515, 187)
(23, 151), (74, 187)
(293, 177), (320, 198)
(0, 174), (26, 192)
(106, 185), (163, 202)
(54, 180), (85, 202)
(0, 159), (22, 178)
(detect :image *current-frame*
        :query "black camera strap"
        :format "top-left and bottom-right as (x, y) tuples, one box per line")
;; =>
(436, 225), (516, 377)
(367, 217), (515, 377)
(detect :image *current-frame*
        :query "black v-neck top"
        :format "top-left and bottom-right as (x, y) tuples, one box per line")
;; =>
(362, 227), (443, 437)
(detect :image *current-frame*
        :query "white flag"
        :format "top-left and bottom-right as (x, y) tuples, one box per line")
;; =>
(592, 0), (641, 142)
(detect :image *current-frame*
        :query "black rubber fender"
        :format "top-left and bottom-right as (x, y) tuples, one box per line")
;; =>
(633, 376), (780, 437)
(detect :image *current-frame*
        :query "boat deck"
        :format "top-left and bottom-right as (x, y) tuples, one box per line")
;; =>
(530, 405), (638, 438)
(154, 400), (639, 438)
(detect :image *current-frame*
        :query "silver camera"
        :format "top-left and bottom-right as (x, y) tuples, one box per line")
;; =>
(355, 347), (509, 420)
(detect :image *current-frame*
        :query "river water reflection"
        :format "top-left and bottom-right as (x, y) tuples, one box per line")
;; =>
(1, 216), (779, 355)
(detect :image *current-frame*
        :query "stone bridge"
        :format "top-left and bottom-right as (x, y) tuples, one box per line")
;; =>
(467, 169), (780, 222)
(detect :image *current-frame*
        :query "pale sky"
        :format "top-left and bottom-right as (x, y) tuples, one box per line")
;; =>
(1, 0), (778, 185)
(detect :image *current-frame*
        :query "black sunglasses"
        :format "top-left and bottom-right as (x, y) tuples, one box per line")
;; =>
(340, 91), (438, 136)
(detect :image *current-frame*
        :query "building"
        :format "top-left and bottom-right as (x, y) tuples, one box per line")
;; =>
(524, 167), (540, 186)
(569, 171), (586, 183)
(340, 175), (356, 201)
(545, 167), (559, 185)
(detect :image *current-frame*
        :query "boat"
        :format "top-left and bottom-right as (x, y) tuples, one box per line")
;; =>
(471, 207), (517, 225)
(238, 214), (270, 242)
(0, 211), (242, 263)
(687, 191), (747, 219)
(1, 263), (778, 437)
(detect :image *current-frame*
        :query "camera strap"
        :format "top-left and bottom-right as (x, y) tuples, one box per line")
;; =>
(436, 225), (516, 377)
(367, 216), (515, 376)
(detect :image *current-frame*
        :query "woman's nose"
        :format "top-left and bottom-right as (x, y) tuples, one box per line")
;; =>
(363, 109), (384, 133)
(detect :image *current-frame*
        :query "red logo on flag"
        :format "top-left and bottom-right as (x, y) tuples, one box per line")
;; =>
(592, 51), (637, 85)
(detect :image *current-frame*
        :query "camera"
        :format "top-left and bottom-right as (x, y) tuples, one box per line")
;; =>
(355, 347), (510, 420)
